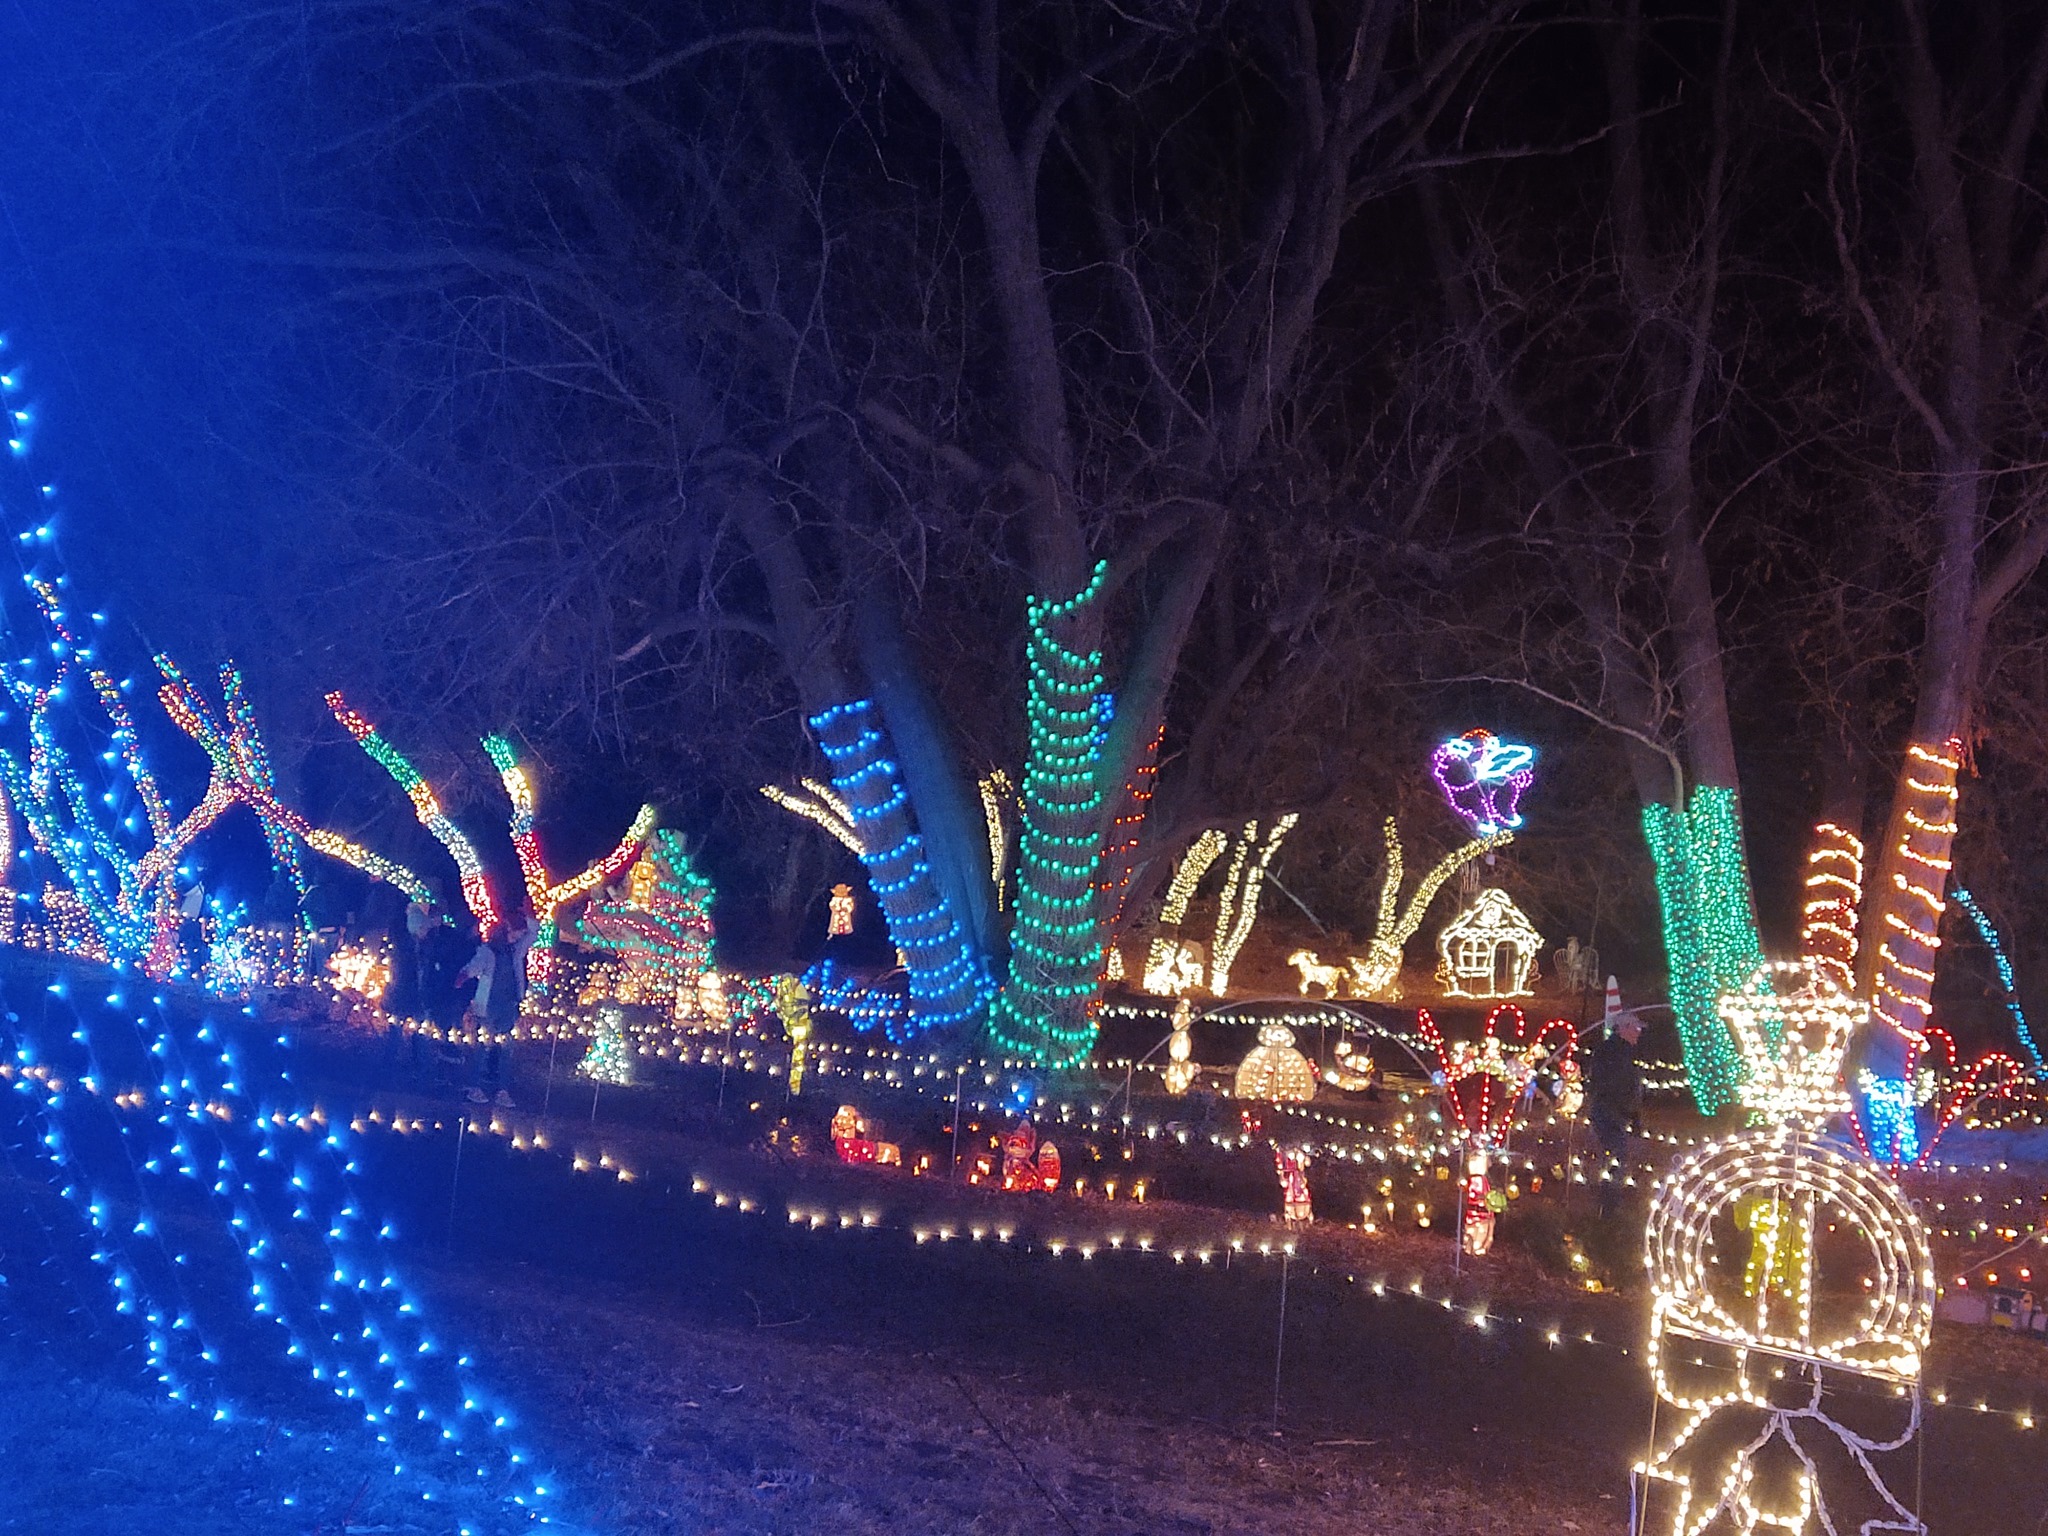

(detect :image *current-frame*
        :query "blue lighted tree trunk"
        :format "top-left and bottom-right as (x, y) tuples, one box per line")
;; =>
(853, 581), (1001, 958)
(809, 699), (994, 1039)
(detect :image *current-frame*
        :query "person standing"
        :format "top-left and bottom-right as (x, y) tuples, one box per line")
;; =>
(421, 913), (474, 1088)
(459, 920), (526, 1105)
(382, 900), (422, 1044)
(457, 929), (497, 1104)
(1586, 1009), (1644, 1218)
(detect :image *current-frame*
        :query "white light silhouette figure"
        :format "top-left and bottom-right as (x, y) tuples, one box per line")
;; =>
(1635, 957), (1935, 1536)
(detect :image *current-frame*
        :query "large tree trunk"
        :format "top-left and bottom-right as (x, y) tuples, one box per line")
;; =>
(854, 580), (1001, 957)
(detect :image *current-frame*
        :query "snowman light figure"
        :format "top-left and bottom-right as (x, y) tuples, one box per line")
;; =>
(1634, 957), (1935, 1536)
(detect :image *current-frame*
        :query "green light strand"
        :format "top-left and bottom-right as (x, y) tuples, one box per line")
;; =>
(1642, 785), (1764, 1116)
(989, 561), (1110, 1067)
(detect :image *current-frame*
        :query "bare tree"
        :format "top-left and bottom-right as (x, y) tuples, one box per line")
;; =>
(135, 0), (1537, 1058)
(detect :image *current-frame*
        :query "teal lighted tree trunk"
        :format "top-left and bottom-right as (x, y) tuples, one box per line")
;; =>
(988, 563), (1111, 1067)
(1641, 789), (1766, 1116)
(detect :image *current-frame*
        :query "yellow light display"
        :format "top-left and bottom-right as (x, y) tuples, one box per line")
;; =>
(327, 943), (390, 1003)
(1162, 997), (1197, 1095)
(1232, 1022), (1318, 1103)
(760, 779), (863, 856)
(1433, 887), (1543, 999)
(1347, 821), (1512, 1000)
(1143, 830), (1225, 990)
(774, 977), (813, 1096)
(1140, 938), (1205, 997)
(1718, 958), (1859, 1126)
(1287, 950), (1345, 996)
(1209, 814), (1297, 996)
(979, 769), (1012, 909)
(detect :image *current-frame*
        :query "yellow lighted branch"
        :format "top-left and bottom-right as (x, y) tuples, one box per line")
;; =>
(1142, 829), (1227, 990)
(1348, 819), (1513, 1000)
(979, 769), (1013, 909)
(761, 779), (863, 856)
(1209, 815), (1298, 995)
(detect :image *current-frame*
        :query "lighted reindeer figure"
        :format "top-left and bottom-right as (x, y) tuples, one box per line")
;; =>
(1288, 950), (1345, 997)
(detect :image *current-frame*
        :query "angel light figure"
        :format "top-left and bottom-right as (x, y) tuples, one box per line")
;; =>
(1430, 729), (1536, 838)
(1634, 956), (1935, 1536)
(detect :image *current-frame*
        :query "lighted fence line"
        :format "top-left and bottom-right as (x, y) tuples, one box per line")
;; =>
(337, 1103), (2048, 1440)
(386, 1004), (1746, 1191)
(374, 992), (2048, 1203)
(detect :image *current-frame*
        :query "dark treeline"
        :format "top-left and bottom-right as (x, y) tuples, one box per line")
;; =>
(1, 0), (2046, 1040)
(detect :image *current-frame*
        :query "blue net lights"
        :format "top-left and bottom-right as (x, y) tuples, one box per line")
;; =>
(1950, 885), (2047, 1078)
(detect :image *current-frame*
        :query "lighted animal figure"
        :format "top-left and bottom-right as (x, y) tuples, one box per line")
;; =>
(1142, 936), (1207, 996)
(1162, 998), (1198, 1095)
(1233, 1022), (1319, 1102)
(1635, 957), (1935, 1536)
(1288, 950), (1345, 997)
(1430, 729), (1536, 838)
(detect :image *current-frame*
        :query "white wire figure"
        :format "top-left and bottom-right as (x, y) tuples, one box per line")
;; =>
(1634, 959), (1933, 1536)
(1555, 935), (1601, 995)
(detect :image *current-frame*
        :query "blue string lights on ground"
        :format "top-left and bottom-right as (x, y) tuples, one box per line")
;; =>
(1951, 886), (2048, 1079)
(0, 960), (560, 1529)
(0, 328), (566, 1528)
(809, 700), (993, 1041)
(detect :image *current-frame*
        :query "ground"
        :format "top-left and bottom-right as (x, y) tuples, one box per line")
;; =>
(6, 998), (2048, 1534)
